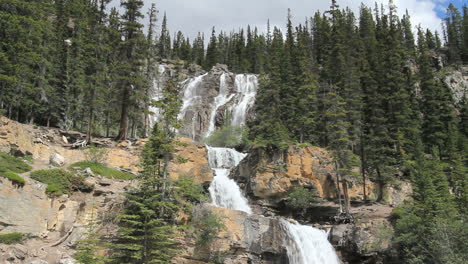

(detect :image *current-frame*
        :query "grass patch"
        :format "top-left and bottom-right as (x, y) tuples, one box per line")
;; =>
(70, 161), (133, 180)
(0, 172), (25, 186)
(30, 169), (93, 196)
(0, 232), (24, 244)
(0, 152), (32, 174)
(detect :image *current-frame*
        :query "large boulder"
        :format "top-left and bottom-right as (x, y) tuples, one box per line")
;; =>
(49, 153), (65, 167)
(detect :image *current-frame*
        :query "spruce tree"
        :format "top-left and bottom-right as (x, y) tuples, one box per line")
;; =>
(116, 0), (148, 141)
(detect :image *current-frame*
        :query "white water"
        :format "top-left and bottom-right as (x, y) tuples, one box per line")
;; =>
(177, 73), (208, 140)
(176, 70), (339, 263)
(149, 65), (167, 127)
(282, 220), (340, 264)
(206, 73), (235, 137)
(230, 74), (258, 127)
(207, 146), (252, 214)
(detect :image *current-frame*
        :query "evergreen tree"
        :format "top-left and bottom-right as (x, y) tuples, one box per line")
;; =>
(115, 0), (148, 141)
(158, 12), (171, 59)
(204, 27), (219, 70)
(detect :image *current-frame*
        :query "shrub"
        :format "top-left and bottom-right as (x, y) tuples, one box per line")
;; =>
(0, 172), (25, 186)
(84, 145), (108, 164)
(204, 125), (249, 148)
(0, 152), (32, 174)
(174, 176), (208, 212)
(30, 169), (92, 196)
(70, 161), (133, 180)
(192, 207), (225, 247)
(286, 187), (315, 212)
(0, 232), (24, 244)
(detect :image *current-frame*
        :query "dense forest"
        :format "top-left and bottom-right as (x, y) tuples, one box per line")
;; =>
(0, 0), (467, 263)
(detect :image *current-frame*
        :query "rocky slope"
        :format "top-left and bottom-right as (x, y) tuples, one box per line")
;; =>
(0, 116), (410, 263)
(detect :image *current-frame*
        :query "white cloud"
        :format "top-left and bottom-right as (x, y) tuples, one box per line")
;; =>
(112, 0), (444, 39)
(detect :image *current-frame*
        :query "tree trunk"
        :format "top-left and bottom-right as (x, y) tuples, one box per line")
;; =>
(105, 111), (110, 138)
(335, 161), (343, 213)
(376, 166), (384, 202)
(86, 88), (96, 144)
(116, 86), (130, 141)
(360, 136), (367, 201)
(342, 180), (350, 214)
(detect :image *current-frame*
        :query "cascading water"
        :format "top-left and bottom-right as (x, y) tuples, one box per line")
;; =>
(176, 69), (339, 263)
(230, 74), (258, 127)
(207, 146), (252, 214)
(177, 73), (209, 140)
(149, 65), (167, 127)
(282, 220), (340, 264)
(206, 73), (234, 137)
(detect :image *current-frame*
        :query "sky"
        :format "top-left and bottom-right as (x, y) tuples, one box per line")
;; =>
(111, 0), (466, 40)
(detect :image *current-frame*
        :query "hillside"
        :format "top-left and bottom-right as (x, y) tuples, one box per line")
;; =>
(0, 1), (467, 264)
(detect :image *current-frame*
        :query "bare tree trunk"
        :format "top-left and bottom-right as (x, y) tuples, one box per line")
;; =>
(105, 111), (110, 138)
(342, 180), (350, 214)
(86, 88), (96, 144)
(376, 166), (384, 202)
(360, 136), (367, 202)
(335, 161), (343, 213)
(117, 86), (130, 141)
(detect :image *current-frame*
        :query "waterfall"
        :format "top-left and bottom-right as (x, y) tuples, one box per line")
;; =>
(230, 74), (258, 127)
(175, 69), (339, 263)
(282, 220), (340, 264)
(177, 73), (208, 140)
(207, 146), (252, 214)
(206, 73), (235, 137)
(149, 65), (167, 127)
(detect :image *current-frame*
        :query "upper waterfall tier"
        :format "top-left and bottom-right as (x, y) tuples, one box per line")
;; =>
(175, 68), (258, 141)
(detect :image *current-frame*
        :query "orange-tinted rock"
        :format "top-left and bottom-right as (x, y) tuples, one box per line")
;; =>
(168, 137), (213, 183)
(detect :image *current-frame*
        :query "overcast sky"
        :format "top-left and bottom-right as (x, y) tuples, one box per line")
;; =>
(111, 0), (465, 40)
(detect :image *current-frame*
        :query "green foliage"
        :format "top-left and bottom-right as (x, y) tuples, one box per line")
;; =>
(30, 169), (92, 196)
(0, 172), (25, 186)
(392, 157), (467, 263)
(204, 125), (248, 148)
(286, 187), (315, 212)
(0, 153), (32, 174)
(192, 208), (225, 247)
(70, 161), (133, 180)
(84, 146), (108, 164)
(74, 211), (107, 264)
(0, 232), (24, 244)
(173, 176), (208, 212)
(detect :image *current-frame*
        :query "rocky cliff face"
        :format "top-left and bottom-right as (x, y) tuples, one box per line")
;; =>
(174, 205), (289, 264)
(176, 64), (257, 141)
(444, 66), (467, 106)
(0, 169), (131, 263)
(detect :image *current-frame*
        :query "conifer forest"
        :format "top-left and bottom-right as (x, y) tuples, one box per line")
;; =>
(0, 0), (467, 264)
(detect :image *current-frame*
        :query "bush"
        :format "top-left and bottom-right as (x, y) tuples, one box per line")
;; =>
(0, 232), (24, 244)
(1, 172), (25, 186)
(192, 207), (225, 247)
(84, 145), (108, 164)
(30, 169), (92, 196)
(70, 161), (133, 180)
(286, 187), (315, 211)
(173, 176), (208, 212)
(0, 152), (32, 174)
(204, 125), (248, 148)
